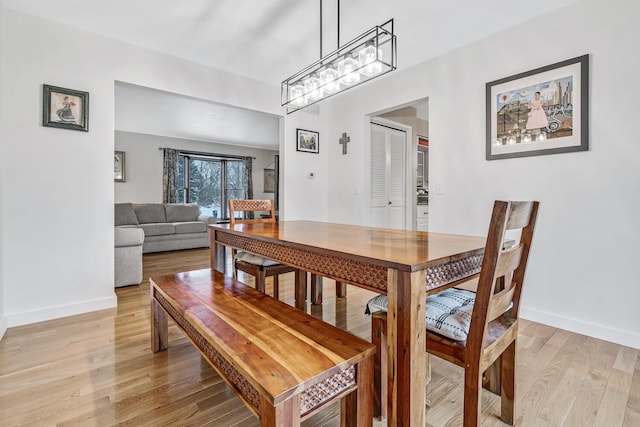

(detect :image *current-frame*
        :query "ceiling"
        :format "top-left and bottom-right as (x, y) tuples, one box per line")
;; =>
(3, 0), (580, 146)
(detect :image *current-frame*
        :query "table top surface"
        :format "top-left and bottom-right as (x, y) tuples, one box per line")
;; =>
(152, 268), (374, 403)
(212, 220), (487, 271)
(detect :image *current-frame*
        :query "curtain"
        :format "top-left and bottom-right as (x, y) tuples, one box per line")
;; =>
(162, 148), (179, 203)
(244, 156), (253, 219)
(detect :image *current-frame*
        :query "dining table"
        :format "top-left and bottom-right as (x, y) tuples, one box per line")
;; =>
(209, 220), (486, 426)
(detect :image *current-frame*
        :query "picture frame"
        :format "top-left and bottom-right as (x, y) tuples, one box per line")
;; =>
(296, 128), (319, 154)
(263, 169), (275, 193)
(114, 151), (125, 182)
(486, 54), (589, 160)
(42, 84), (89, 132)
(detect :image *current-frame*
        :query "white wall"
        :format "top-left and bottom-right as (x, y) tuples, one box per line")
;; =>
(0, 4), (7, 339)
(324, 0), (640, 348)
(114, 131), (279, 204)
(281, 109), (329, 221)
(0, 6), (281, 328)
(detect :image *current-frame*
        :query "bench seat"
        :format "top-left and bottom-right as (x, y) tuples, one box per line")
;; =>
(150, 268), (375, 426)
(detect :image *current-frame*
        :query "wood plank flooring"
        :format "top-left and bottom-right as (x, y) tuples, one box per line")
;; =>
(0, 248), (638, 426)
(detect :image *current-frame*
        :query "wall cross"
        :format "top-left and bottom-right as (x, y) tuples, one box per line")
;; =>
(339, 132), (350, 155)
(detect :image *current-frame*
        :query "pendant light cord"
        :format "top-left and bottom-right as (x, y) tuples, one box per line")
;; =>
(319, 0), (341, 59)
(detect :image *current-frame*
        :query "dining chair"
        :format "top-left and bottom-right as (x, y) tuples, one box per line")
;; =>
(367, 200), (539, 426)
(228, 199), (300, 298)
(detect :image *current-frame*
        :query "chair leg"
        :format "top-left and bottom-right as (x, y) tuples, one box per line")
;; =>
(371, 314), (387, 419)
(272, 275), (279, 299)
(500, 341), (516, 425)
(463, 362), (483, 427)
(256, 269), (266, 293)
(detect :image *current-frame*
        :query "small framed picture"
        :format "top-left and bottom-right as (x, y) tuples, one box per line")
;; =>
(114, 151), (125, 182)
(42, 84), (89, 132)
(296, 128), (319, 154)
(263, 169), (275, 193)
(486, 55), (589, 160)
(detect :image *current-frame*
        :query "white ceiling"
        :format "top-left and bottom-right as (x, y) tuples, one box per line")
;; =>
(4, 0), (580, 145)
(115, 83), (281, 150)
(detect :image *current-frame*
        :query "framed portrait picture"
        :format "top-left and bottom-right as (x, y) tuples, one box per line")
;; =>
(42, 84), (89, 132)
(486, 54), (589, 160)
(296, 128), (319, 154)
(114, 151), (125, 182)
(263, 169), (275, 193)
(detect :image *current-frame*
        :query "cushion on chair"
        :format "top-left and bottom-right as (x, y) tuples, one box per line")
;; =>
(365, 288), (477, 341)
(236, 251), (281, 267)
(115, 203), (139, 226)
(165, 203), (200, 222)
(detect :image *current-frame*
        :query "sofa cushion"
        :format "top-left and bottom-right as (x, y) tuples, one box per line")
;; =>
(174, 221), (207, 234)
(138, 223), (175, 237)
(165, 203), (200, 222)
(115, 203), (139, 226)
(134, 204), (166, 224)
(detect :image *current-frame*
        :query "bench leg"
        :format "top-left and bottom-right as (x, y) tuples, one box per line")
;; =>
(273, 275), (280, 299)
(151, 298), (168, 353)
(260, 395), (300, 427)
(342, 356), (374, 427)
(311, 274), (323, 305)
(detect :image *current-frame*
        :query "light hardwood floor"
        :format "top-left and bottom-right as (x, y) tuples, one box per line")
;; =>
(0, 248), (638, 426)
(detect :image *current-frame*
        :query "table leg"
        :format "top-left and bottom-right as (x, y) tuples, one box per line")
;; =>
(336, 281), (348, 297)
(260, 395), (300, 427)
(386, 269), (426, 426)
(311, 274), (323, 305)
(294, 270), (308, 311)
(210, 236), (226, 274)
(151, 297), (168, 353)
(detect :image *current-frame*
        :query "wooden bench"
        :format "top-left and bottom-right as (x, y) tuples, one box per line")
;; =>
(150, 268), (375, 426)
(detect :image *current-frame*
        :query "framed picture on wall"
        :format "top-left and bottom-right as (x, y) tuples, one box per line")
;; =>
(263, 169), (275, 193)
(486, 54), (589, 160)
(296, 128), (319, 153)
(42, 84), (89, 132)
(114, 151), (125, 182)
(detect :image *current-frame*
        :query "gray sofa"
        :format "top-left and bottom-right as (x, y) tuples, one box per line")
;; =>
(114, 203), (216, 287)
(115, 203), (217, 253)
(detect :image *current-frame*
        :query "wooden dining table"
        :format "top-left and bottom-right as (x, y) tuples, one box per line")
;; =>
(209, 220), (486, 426)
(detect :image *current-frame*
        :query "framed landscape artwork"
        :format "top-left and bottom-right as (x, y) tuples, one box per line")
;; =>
(296, 128), (319, 153)
(42, 84), (89, 132)
(114, 151), (125, 182)
(486, 54), (589, 160)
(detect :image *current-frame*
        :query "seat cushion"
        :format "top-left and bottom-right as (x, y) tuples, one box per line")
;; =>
(165, 203), (200, 222)
(115, 203), (139, 226)
(133, 204), (166, 224)
(236, 251), (280, 267)
(174, 221), (207, 234)
(366, 288), (477, 341)
(138, 223), (175, 237)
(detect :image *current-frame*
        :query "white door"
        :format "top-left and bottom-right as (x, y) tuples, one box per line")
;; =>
(370, 123), (406, 229)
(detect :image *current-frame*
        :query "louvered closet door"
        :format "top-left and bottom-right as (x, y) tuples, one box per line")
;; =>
(370, 123), (406, 229)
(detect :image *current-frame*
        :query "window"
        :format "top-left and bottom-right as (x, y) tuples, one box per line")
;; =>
(177, 154), (246, 220)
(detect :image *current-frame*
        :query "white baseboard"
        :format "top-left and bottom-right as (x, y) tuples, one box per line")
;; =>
(6, 294), (118, 328)
(520, 306), (640, 350)
(0, 315), (7, 341)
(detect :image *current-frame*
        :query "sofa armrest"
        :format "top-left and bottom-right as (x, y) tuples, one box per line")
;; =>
(115, 227), (145, 248)
(198, 215), (218, 225)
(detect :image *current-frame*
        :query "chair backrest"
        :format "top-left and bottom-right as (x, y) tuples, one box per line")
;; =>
(467, 200), (539, 350)
(228, 199), (275, 226)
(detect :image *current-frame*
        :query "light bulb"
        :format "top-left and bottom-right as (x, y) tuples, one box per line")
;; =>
(319, 65), (340, 94)
(288, 82), (307, 108)
(338, 53), (360, 86)
(303, 73), (322, 102)
(359, 42), (383, 76)
(537, 132), (547, 141)
(522, 133), (532, 143)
